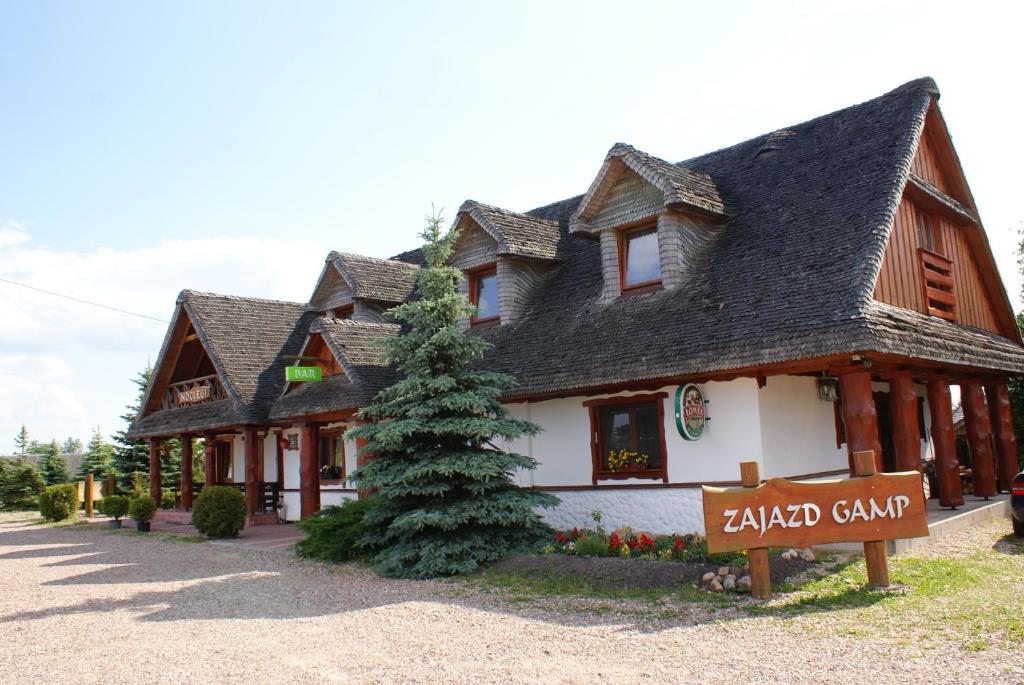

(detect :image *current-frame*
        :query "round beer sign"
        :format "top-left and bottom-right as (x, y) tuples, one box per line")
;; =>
(675, 383), (706, 441)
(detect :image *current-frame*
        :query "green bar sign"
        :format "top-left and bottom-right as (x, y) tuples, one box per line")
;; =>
(286, 366), (322, 382)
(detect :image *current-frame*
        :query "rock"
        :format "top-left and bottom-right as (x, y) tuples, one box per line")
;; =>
(722, 575), (736, 590)
(780, 551), (792, 561)
(801, 549), (815, 562)
(709, 579), (724, 593)
(737, 575), (752, 589)
(718, 566), (730, 577)
(729, 565), (744, 577)
(702, 571), (717, 583)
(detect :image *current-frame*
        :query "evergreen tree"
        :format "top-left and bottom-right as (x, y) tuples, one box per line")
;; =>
(39, 440), (69, 485)
(113, 366), (154, 491)
(350, 212), (556, 579)
(61, 437), (83, 454)
(78, 427), (114, 479)
(0, 458), (45, 510)
(13, 425), (30, 456)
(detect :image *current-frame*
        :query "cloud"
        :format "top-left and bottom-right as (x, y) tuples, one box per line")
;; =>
(0, 225), (330, 452)
(0, 220), (30, 249)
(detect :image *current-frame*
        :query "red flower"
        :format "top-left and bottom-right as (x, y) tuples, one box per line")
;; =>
(555, 531), (568, 544)
(571, 528), (580, 540)
(672, 535), (685, 552)
(608, 533), (621, 551)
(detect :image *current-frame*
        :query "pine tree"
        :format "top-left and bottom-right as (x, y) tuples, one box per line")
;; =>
(78, 427), (114, 479)
(350, 212), (556, 579)
(61, 437), (83, 454)
(113, 366), (154, 491)
(38, 440), (69, 485)
(0, 458), (44, 510)
(13, 425), (30, 456)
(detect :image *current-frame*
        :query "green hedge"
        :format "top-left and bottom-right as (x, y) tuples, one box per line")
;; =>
(129, 495), (157, 522)
(296, 499), (375, 562)
(99, 494), (129, 520)
(192, 486), (245, 538)
(38, 483), (78, 522)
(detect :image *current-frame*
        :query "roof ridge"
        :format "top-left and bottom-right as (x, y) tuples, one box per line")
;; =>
(179, 289), (305, 307)
(332, 251), (421, 268)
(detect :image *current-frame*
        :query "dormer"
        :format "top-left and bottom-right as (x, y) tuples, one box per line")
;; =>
(449, 200), (569, 327)
(570, 144), (729, 303)
(307, 252), (419, 321)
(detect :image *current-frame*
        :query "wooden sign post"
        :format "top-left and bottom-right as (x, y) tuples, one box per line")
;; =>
(703, 450), (928, 599)
(84, 473), (94, 518)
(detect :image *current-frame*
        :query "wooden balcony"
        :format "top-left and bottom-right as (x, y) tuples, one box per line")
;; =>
(161, 374), (226, 410)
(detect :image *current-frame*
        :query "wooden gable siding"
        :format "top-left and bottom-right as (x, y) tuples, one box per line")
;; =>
(317, 268), (355, 312)
(588, 168), (663, 232)
(910, 122), (955, 197)
(874, 194), (999, 333)
(144, 307), (224, 415)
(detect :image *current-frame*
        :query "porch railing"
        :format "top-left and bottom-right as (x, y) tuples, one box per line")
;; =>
(161, 374), (226, 410)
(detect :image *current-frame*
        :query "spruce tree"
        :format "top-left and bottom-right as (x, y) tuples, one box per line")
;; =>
(0, 458), (44, 510)
(61, 437), (83, 454)
(350, 212), (557, 579)
(38, 440), (69, 485)
(78, 427), (114, 479)
(13, 425), (30, 456)
(113, 366), (154, 491)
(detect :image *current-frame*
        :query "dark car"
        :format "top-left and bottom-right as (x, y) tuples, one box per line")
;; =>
(1012, 472), (1024, 537)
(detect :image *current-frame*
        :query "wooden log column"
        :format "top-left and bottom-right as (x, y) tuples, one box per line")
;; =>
(299, 423), (321, 519)
(838, 370), (883, 474)
(148, 438), (162, 503)
(926, 379), (964, 508)
(985, 380), (1019, 493)
(180, 435), (193, 510)
(203, 432), (216, 486)
(961, 383), (997, 499)
(243, 426), (261, 515)
(888, 372), (922, 473)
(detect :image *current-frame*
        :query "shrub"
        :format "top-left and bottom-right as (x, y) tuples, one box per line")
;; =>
(0, 458), (45, 511)
(38, 483), (78, 522)
(296, 499), (375, 562)
(160, 489), (176, 510)
(571, 534), (610, 557)
(128, 494), (157, 523)
(100, 495), (129, 520)
(192, 486), (245, 538)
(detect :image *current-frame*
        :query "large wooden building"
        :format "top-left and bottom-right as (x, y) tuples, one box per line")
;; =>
(128, 78), (1024, 532)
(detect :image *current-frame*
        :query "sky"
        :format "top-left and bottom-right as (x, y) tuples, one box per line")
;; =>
(1, 1), (1022, 452)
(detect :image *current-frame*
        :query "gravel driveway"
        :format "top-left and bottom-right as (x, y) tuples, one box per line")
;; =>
(0, 517), (1018, 685)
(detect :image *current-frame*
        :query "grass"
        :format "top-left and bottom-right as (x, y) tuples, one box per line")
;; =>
(473, 521), (1024, 652)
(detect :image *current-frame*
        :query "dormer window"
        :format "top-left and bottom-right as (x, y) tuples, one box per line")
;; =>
(333, 305), (354, 320)
(620, 224), (662, 294)
(469, 265), (499, 326)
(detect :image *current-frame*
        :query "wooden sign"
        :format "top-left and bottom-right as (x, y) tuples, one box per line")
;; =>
(176, 384), (211, 405)
(702, 452), (928, 599)
(702, 472), (928, 554)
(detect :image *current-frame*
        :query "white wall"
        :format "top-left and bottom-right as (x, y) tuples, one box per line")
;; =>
(758, 376), (847, 478)
(276, 423), (359, 521)
(540, 488), (705, 535)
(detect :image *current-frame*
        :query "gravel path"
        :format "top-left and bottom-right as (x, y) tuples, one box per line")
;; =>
(0, 517), (1019, 685)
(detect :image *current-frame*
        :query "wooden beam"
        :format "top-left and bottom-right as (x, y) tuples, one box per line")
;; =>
(853, 450), (890, 588)
(148, 439), (162, 503)
(926, 379), (964, 508)
(203, 432), (216, 486)
(837, 370), (883, 474)
(243, 426), (261, 515)
(739, 461), (771, 600)
(888, 373), (922, 473)
(961, 383), (997, 499)
(180, 435), (193, 510)
(985, 380), (1019, 493)
(299, 423), (321, 519)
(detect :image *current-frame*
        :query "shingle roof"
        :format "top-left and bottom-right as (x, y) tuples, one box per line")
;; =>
(571, 143), (728, 233)
(456, 200), (569, 260)
(269, 318), (400, 420)
(330, 252), (419, 303)
(129, 291), (314, 438)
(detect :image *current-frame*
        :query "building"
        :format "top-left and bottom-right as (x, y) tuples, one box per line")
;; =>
(127, 77), (1023, 533)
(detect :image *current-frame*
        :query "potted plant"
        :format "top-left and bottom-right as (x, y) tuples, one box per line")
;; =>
(99, 494), (129, 528)
(128, 494), (157, 532)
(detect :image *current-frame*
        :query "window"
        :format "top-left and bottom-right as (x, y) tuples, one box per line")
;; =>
(215, 441), (233, 482)
(318, 430), (345, 481)
(584, 393), (668, 482)
(915, 211), (943, 256)
(469, 266), (499, 325)
(619, 225), (662, 293)
(333, 305), (354, 320)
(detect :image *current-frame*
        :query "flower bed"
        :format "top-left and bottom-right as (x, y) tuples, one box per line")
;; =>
(541, 511), (744, 565)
